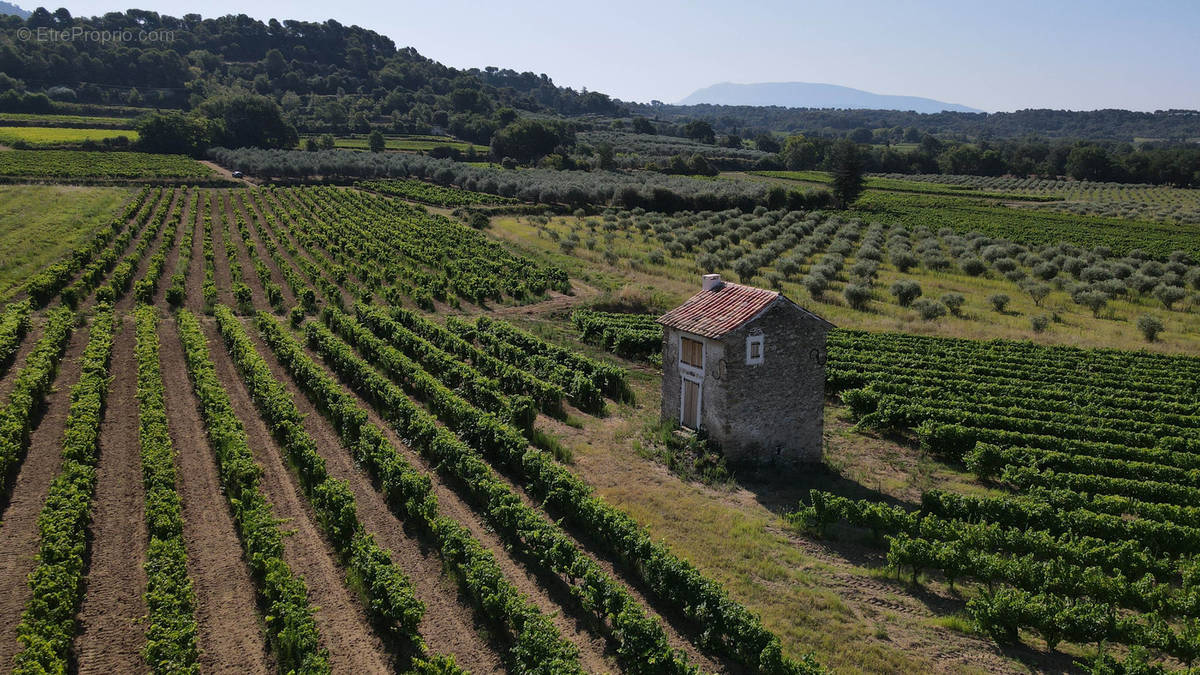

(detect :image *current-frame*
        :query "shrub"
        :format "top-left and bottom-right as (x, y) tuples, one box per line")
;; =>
(843, 283), (872, 310)
(1137, 314), (1164, 342)
(803, 274), (828, 300)
(1022, 281), (1051, 307)
(889, 280), (922, 307)
(940, 292), (965, 316)
(1030, 315), (1050, 333)
(912, 299), (947, 321)
(1154, 284), (1187, 310)
(1073, 289), (1109, 317)
(988, 293), (1010, 313)
(992, 257), (1018, 273)
(849, 259), (878, 282)
(890, 251), (918, 273)
(1032, 261), (1059, 281)
(958, 257), (986, 276)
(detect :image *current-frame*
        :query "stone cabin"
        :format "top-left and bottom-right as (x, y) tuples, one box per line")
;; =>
(657, 274), (834, 464)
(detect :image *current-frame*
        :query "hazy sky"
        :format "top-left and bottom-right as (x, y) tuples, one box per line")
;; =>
(46, 0), (1200, 112)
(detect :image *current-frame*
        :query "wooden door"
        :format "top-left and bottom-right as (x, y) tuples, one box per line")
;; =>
(681, 379), (700, 429)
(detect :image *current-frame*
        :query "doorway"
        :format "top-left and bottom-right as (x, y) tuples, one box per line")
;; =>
(681, 378), (701, 429)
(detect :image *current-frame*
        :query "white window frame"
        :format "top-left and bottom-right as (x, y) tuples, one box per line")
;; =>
(678, 334), (704, 380)
(746, 334), (764, 366)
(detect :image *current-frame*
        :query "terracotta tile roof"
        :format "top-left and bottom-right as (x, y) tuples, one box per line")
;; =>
(657, 282), (782, 339)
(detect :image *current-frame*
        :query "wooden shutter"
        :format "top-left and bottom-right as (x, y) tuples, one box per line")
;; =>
(681, 337), (703, 368)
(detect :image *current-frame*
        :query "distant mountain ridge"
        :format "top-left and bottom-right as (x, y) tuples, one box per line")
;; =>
(679, 81), (982, 114)
(0, 1), (29, 18)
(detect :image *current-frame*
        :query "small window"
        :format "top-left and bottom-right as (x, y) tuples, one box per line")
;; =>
(681, 336), (703, 368)
(746, 334), (764, 365)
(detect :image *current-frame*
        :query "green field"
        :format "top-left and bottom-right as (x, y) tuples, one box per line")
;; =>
(0, 184), (133, 299)
(0, 126), (139, 147)
(750, 170), (1057, 201)
(0, 113), (137, 129)
(0, 150), (213, 180)
(300, 134), (489, 153)
(852, 191), (1200, 258)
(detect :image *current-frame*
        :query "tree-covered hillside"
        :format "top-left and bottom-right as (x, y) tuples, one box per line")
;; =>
(0, 9), (623, 141)
(632, 103), (1200, 143)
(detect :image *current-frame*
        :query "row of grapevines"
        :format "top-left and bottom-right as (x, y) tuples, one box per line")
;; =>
(254, 311), (574, 675)
(0, 300), (32, 377)
(100, 188), (177, 304)
(309, 311), (820, 673)
(349, 304), (532, 430)
(967, 587), (1200, 663)
(571, 310), (663, 363)
(238, 192), (316, 315)
(0, 307), (75, 498)
(473, 315), (628, 400)
(133, 191), (184, 304)
(853, 378), (1199, 434)
(791, 491), (1172, 582)
(166, 191), (200, 307)
(307, 312), (697, 672)
(356, 179), (519, 207)
(11, 307), (114, 673)
(382, 305), (563, 413)
(133, 306), (200, 672)
(200, 193), (218, 311)
(213, 305), (429, 645)
(968, 443), (1200, 492)
(451, 317), (605, 413)
(24, 187), (150, 307)
(175, 309), (329, 673)
(60, 187), (162, 309)
(216, 195), (254, 313)
(229, 196), (284, 310)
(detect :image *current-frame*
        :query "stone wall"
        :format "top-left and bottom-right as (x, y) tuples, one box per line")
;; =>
(661, 299), (828, 465)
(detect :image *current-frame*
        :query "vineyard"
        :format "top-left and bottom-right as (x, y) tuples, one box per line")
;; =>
(0, 150), (215, 180)
(872, 173), (1200, 225)
(0, 143), (1196, 674)
(0, 183), (828, 674)
(357, 178), (520, 207)
(785, 328), (1200, 669)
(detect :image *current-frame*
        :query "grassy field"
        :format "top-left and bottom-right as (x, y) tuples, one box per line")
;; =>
(748, 170), (1056, 201)
(0, 125), (139, 147)
(299, 133), (489, 153)
(852, 191), (1200, 258)
(0, 184), (132, 299)
(0, 150), (213, 180)
(0, 113), (137, 129)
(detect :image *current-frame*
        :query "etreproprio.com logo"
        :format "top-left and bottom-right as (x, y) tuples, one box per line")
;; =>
(16, 26), (176, 43)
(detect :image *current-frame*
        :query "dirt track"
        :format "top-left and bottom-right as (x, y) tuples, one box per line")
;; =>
(74, 313), (149, 674)
(199, 318), (392, 673)
(157, 317), (274, 673)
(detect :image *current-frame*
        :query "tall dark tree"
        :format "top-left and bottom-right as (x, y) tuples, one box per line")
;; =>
(368, 129), (385, 152)
(829, 139), (864, 209)
(682, 120), (715, 144)
(489, 119), (572, 164)
(135, 111), (212, 156)
(198, 93), (298, 149)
